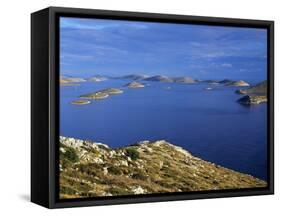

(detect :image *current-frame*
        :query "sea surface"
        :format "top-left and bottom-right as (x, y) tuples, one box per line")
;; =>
(60, 80), (267, 181)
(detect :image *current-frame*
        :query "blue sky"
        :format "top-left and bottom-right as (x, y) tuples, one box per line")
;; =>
(60, 17), (267, 80)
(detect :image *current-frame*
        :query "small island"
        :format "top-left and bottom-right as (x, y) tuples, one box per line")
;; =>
(88, 76), (108, 82)
(226, 80), (250, 87)
(80, 92), (109, 100)
(78, 88), (123, 101)
(71, 100), (91, 105)
(60, 76), (86, 86)
(99, 88), (123, 94)
(125, 81), (145, 88)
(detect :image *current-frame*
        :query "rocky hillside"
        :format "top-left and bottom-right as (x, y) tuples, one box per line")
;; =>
(236, 81), (267, 105)
(237, 95), (267, 105)
(236, 81), (267, 95)
(59, 136), (266, 199)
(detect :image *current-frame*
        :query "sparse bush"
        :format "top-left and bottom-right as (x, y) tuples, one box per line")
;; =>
(60, 186), (76, 195)
(131, 172), (148, 181)
(64, 147), (79, 163)
(107, 187), (128, 195)
(125, 148), (140, 160)
(108, 166), (122, 175)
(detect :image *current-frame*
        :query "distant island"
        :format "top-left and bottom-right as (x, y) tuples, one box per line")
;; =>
(80, 92), (109, 100)
(202, 79), (250, 86)
(88, 76), (108, 82)
(60, 76), (86, 86)
(225, 80), (250, 87)
(124, 81), (145, 88)
(79, 88), (123, 100)
(71, 99), (91, 105)
(115, 74), (149, 81)
(59, 136), (266, 199)
(60, 74), (267, 106)
(60, 74), (251, 87)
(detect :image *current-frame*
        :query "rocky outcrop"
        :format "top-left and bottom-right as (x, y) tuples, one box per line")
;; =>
(125, 81), (145, 88)
(236, 81), (267, 95)
(237, 95), (267, 105)
(59, 136), (267, 199)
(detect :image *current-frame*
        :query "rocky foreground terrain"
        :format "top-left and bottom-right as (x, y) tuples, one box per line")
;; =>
(59, 136), (266, 199)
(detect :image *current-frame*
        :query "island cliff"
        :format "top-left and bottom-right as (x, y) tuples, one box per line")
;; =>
(59, 136), (266, 199)
(236, 81), (267, 105)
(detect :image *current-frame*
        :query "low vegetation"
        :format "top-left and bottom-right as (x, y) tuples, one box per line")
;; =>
(59, 136), (267, 199)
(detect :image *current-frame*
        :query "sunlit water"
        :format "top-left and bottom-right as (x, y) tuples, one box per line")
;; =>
(60, 80), (267, 180)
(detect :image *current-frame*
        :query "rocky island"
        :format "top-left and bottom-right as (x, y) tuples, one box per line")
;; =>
(99, 88), (124, 94)
(236, 81), (267, 105)
(226, 80), (250, 87)
(80, 92), (109, 100)
(79, 88), (123, 101)
(71, 99), (91, 105)
(60, 76), (86, 86)
(125, 81), (145, 88)
(59, 136), (267, 199)
(88, 76), (108, 82)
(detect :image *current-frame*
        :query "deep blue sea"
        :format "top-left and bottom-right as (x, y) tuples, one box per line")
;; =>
(60, 80), (267, 181)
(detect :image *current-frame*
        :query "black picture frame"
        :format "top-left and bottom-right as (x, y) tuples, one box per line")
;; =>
(31, 6), (274, 209)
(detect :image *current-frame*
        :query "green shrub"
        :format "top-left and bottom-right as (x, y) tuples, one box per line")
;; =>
(108, 166), (122, 175)
(125, 148), (140, 160)
(107, 187), (128, 195)
(131, 172), (148, 180)
(64, 147), (79, 163)
(60, 186), (76, 195)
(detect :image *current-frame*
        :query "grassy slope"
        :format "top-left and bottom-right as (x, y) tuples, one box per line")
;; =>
(59, 137), (266, 199)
